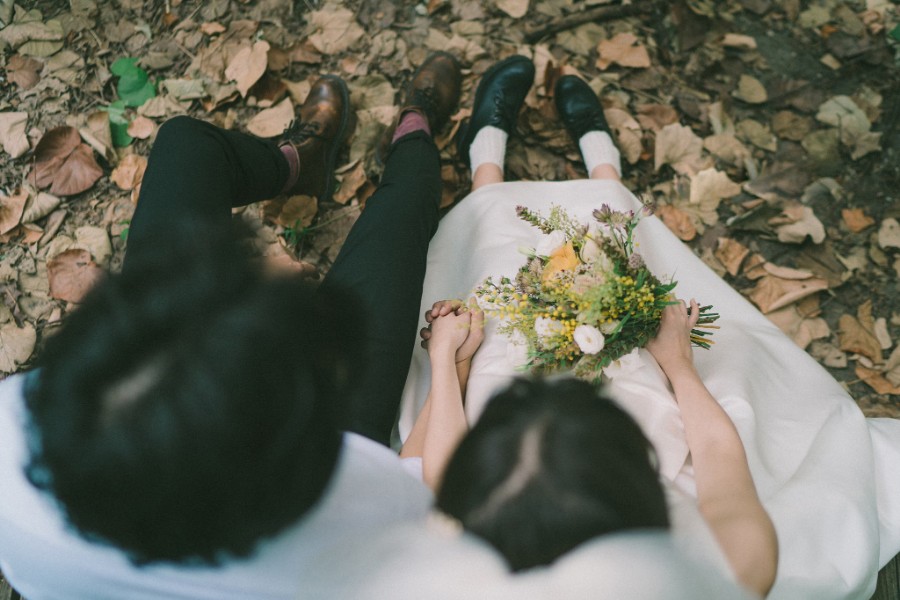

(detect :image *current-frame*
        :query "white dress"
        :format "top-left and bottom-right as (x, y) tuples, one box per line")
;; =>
(399, 179), (900, 600)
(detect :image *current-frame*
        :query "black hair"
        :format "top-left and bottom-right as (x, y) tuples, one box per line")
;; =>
(436, 378), (669, 572)
(25, 224), (363, 565)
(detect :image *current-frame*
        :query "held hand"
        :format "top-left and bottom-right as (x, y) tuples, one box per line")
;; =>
(421, 299), (485, 362)
(646, 298), (700, 376)
(428, 311), (472, 358)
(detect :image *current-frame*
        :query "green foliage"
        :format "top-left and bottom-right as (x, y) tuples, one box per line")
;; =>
(110, 57), (157, 108)
(105, 100), (133, 147)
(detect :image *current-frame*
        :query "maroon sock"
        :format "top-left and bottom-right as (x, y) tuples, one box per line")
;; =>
(392, 110), (431, 143)
(279, 143), (300, 194)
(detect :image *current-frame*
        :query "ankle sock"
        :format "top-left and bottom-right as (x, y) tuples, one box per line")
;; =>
(469, 126), (508, 173)
(579, 131), (621, 177)
(392, 110), (431, 143)
(279, 143), (300, 194)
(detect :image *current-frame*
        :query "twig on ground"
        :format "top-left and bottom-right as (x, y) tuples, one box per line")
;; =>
(524, 1), (656, 44)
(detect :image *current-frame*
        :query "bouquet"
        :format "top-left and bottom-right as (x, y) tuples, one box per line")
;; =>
(474, 204), (719, 382)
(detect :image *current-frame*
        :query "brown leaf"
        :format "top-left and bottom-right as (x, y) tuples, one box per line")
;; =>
(307, 8), (365, 55)
(0, 322), (36, 373)
(596, 33), (651, 70)
(268, 194), (318, 229)
(80, 111), (116, 163)
(127, 116), (156, 140)
(762, 263), (814, 279)
(0, 189), (29, 235)
(48, 248), (105, 303)
(246, 98), (294, 138)
(841, 208), (874, 233)
(6, 54), (42, 90)
(714, 237), (749, 276)
(334, 162), (368, 205)
(877, 218), (900, 249)
(769, 204), (826, 244)
(0, 112), (30, 158)
(743, 253), (767, 280)
(605, 108), (642, 164)
(747, 274), (829, 313)
(767, 304), (830, 349)
(654, 123), (707, 175)
(110, 154), (148, 191)
(50, 144), (103, 196)
(733, 74), (768, 104)
(656, 204), (697, 241)
(225, 40), (270, 98)
(200, 22), (226, 36)
(496, 0), (528, 19)
(32, 126), (81, 188)
(635, 104), (679, 132)
(855, 365), (900, 395)
(690, 168), (741, 206)
(839, 313), (883, 364)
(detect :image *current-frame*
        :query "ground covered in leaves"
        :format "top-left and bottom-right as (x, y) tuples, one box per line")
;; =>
(0, 0), (898, 417)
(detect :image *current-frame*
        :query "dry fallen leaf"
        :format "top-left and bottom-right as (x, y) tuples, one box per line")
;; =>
(855, 365), (900, 395)
(0, 189), (28, 235)
(877, 218), (900, 249)
(333, 161), (368, 205)
(733, 74), (768, 104)
(246, 97), (294, 138)
(22, 191), (60, 224)
(307, 8), (365, 55)
(267, 194), (318, 229)
(747, 274), (829, 313)
(714, 237), (749, 276)
(721, 33), (757, 49)
(127, 115), (156, 139)
(769, 204), (826, 244)
(110, 153), (148, 191)
(654, 123), (707, 175)
(841, 208), (875, 233)
(635, 104), (679, 132)
(32, 125), (82, 188)
(5, 54), (42, 89)
(689, 168), (741, 206)
(605, 108), (642, 164)
(655, 203), (697, 241)
(495, 0), (528, 19)
(762, 263), (814, 280)
(47, 248), (105, 303)
(0, 322), (36, 373)
(596, 32), (651, 70)
(839, 313), (883, 365)
(225, 40), (270, 98)
(0, 112), (30, 158)
(50, 143), (103, 197)
(767, 304), (830, 349)
(743, 253), (768, 280)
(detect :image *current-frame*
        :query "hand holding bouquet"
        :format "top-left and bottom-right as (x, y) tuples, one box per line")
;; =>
(474, 204), (719, 382)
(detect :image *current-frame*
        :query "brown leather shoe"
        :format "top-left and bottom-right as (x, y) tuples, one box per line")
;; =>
(282, 75), (353, 203)
(376, 52), (462, 163)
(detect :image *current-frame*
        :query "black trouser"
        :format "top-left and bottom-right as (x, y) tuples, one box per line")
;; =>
(126, 116), (442, 445)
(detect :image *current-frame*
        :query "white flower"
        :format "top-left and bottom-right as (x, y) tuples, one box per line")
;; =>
(579, 237), (603, 263)
(535, 317), (565, 340)
(603, 348), (643, 379)
(535, 230), (567, 257)
(573, 325), (605, 354)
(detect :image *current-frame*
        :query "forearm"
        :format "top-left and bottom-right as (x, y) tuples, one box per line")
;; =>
(665, 362), (778, 596)
(455, 359), (471, 400)
(421, 348), (469, 489)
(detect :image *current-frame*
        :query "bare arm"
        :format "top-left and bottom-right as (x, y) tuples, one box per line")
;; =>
(401, 301), (484, 490)
(647, 300), (778, 597)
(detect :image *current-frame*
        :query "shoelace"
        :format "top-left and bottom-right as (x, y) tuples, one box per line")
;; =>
(285, 120), (325, 143)
(409, 87), (438, 122)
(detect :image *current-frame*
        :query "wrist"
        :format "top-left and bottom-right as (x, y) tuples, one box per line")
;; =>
(429, 343), (457, 363)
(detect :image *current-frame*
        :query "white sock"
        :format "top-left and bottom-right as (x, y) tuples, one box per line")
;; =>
(579, 131), (621, 177)
(469, 126), (508, 173)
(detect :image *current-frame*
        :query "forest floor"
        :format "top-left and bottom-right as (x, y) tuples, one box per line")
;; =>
(0, 0), (898, 418)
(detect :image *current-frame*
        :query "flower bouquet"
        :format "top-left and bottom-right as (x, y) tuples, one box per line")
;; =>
(474, 204), (719, 382)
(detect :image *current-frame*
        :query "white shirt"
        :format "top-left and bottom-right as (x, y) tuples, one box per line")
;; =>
(0, 373), (432, 600)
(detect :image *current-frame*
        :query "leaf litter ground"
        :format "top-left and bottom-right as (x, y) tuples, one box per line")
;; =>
(0, 0), (899, 423)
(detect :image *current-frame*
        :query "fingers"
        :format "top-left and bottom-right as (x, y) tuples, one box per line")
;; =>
(688, 298), (700, 327)
(427, 299), (463, 321)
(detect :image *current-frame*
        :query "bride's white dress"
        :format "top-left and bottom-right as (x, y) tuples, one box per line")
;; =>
(399, 179), (900, 600)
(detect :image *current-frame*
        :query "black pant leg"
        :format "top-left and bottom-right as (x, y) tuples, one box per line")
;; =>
(125, 116), (289, 267)
(321, 131), (442, 445)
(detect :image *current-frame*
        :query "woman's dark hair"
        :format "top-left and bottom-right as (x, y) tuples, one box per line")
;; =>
(25, 224), (363, 565)
(436, 378), (669, 572)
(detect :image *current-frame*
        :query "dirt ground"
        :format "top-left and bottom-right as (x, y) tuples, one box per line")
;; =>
(0, 0), (898, 417)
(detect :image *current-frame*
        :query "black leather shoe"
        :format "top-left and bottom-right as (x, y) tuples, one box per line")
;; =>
(457, 55), (535, 167)
(282, 75), (353, 203)
(376, 52), (462, 163)
(554, 75), (611, 144)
